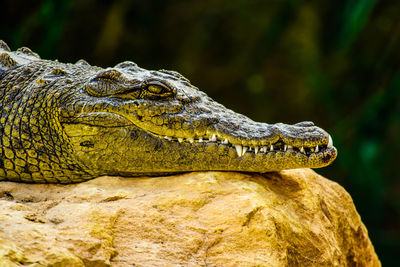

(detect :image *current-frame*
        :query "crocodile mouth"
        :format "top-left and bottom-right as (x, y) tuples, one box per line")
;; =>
(152, 132), (335, 158)
(65, 111), (336, 160)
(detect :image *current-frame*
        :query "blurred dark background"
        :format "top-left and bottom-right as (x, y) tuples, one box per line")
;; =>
(1, 0), (399, 264)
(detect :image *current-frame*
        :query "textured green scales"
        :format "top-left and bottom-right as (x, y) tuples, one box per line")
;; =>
(0, 40), (337, 183)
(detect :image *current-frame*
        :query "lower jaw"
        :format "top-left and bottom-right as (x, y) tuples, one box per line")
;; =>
(94, 147), (337, 178)
(130, 146), (337, 174)
(171, 140), (337, 168)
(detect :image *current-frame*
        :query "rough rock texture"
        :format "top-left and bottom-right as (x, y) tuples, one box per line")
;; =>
(0, 169), (380, 266)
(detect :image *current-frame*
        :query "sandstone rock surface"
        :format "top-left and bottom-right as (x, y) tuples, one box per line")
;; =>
(0, 169), (380, 266)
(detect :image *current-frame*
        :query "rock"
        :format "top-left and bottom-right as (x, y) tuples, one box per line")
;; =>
(0, 169), (380, 266)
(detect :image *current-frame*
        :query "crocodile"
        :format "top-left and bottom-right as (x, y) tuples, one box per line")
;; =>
(0, 40), (337, 184)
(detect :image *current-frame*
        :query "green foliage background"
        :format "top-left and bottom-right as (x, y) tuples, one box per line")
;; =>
(1, 0), (399, 264)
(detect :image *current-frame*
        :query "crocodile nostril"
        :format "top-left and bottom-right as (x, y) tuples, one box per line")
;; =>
(295, 121), (315, 127)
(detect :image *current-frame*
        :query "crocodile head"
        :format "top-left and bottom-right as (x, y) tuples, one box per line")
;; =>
(60, 61), (337, 178)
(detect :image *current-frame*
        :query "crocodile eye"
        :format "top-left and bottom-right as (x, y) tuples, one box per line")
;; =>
(140, 83), (175, 100)
(147, 84), (166, 94)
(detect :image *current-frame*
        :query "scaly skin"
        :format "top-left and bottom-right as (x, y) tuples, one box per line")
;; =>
(0, 40), (337, 183)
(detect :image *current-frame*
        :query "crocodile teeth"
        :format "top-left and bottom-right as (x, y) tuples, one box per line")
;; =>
(178, 138), (184, 143)
(254, 146), (259, 154)
(198, 137), (203, 142)
(284, 145), (287, 151)
(261, 146), (267, 153)
(287, 145), (293, 150)
(315, 145), (319, 152)
(328, 135), (333, 148)
(235, 145), (242, 157)
(300, 147), (305, 153)
(270, 145), (274, 151)
(222, 139), (229, 144)
(242, 146), (248, 156)
(210, 134), (217, 142)
(164, 136), (172, 141)
(187, 138), (194, 143)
